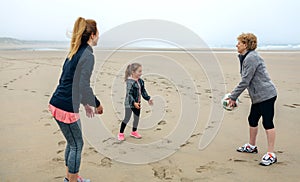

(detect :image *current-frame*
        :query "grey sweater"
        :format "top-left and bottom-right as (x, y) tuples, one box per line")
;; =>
(229, 51), (277, 104)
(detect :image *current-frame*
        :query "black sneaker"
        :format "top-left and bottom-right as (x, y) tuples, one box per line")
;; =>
(260, 152), (277, 166)
(237, 143), (258, 153)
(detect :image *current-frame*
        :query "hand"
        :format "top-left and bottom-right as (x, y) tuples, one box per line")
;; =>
(226, 98), (237, 108)
(134, 102), (141, 109)
(84, 104), (95, 118)
(148, 98), (153, 106)
(95, 105), (104, 115)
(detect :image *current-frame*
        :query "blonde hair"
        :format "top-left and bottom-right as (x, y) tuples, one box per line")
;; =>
(124, 63), (142, 81)
(68, 17), (97, 60)
(237, 33), (257, 51)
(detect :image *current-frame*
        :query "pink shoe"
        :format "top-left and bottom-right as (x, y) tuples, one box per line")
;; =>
(130, 131), (142, 139)
(118, 133), (125, 141)
(77, 175), (90, 182)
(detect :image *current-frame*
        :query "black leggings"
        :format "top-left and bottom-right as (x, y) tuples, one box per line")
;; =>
(248, 96), (277, 130)
(120, 107), (141, 133)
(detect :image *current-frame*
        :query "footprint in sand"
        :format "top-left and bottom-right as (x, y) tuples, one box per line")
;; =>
(53, 176), (65, 180)
(52, 157), (64, 162)
(195, 161), (216, 173)
(191, 132), (202, 138)
(158, 120), (167, 125)
(195, 161), (232, 174)
(56, 149), (64, 154)
(180, 141), (192, 148)
(283, 104), (296, 108)
(195, 92), (201, 95)
(152, 165), (182, 180)
(180, 177), (194, 182)
(100, 157), (112, 168)
(88, 147), (98, 154)
(205, 125), (214, 130)
(44, 123), (51, 126)
(233, 159), (247, 162)
(204, 89), (211, 93)
(53, 129), (61, 135)
(58, 140), (66, 146)
(165, 109), (172, 113)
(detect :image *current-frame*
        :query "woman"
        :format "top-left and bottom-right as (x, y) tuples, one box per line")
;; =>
(228, 33), (277, 166)
(49, 17), (103, 182)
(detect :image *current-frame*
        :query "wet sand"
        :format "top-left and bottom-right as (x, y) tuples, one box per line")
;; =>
(0, 49), (299, 181)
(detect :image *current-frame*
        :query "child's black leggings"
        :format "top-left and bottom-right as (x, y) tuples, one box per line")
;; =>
(120, 107), (141, 133)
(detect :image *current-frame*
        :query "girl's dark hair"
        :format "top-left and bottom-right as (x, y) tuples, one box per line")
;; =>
(68, 17), (97, 59)
(124, 63), (142, 81)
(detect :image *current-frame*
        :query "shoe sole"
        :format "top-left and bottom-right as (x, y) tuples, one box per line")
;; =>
(259, 158), (277, 166)
(130, 135), (142, 139)
(117, 137), (125, 141)
(236, 149), (258, 154)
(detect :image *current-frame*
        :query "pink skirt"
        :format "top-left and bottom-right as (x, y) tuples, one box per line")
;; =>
(48, 104), (80, 124)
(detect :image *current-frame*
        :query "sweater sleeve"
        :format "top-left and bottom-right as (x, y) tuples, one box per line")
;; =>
(79, 54), (100, 107)
(126, 80), (135, 106)
(229, 56), (258, 101)
(141, 80), (151, 101)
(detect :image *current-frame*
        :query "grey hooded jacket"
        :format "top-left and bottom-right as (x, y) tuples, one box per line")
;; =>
(229, 51), (277, 104)
(124, 78), (151, 108)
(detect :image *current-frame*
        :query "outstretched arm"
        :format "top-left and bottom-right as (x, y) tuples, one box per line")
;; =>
(229, 56), (258, 101)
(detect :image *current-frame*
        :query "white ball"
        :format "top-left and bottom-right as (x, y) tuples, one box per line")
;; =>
(221, 93), (239, 111)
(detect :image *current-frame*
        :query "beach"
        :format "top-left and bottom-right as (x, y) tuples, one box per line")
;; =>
(0, 48), (299, 182)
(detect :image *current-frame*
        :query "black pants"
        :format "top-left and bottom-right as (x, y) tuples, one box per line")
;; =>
(120, 107), (141, 133)
(248, 96), (277, 130)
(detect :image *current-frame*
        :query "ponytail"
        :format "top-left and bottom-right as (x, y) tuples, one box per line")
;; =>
(68, 17), (87, 60)
(124, 64), (132, 81)
(68, 17), (98, 60)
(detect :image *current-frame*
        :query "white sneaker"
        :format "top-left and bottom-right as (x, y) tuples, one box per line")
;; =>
(237, 143), (258, 153)
(260, 152), (277, 166)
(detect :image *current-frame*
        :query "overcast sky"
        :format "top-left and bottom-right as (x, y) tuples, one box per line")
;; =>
(0, 0), (299, 45)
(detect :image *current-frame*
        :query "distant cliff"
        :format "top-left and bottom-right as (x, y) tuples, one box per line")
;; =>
(0, 37), (68, 50)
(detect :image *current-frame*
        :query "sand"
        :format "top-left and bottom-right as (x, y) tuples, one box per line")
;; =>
(0, 48), (299, 182)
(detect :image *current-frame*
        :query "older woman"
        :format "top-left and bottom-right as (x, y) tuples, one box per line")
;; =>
(228, 33), (277, 166)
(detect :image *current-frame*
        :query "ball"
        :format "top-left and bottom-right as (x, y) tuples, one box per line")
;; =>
(221, 93), (239, 111)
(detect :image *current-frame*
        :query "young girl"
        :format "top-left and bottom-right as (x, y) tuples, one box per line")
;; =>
(49, 17), (103, 182)
(118, 63), (153, 141)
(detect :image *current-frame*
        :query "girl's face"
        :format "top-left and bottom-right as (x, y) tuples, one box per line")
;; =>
(132, 66), (142, 79)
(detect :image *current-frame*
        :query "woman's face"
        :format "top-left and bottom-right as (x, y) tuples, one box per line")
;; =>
(236, 40), (247, 54)
(132, 66), (142, 79)
(91, 30), (99, 46)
